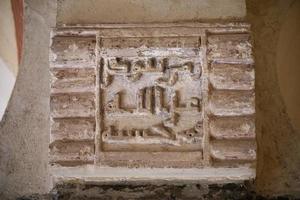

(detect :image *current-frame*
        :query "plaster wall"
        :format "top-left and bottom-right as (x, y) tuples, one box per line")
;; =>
(247, 0), (300, 196)
(56, 0), (246, 25)
(276, 1), (300, 133)
(1, 0), (300, 199)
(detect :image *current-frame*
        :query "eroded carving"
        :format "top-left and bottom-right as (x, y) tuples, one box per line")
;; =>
(100, 39), (203, 153)
(49, 24), (255, 168)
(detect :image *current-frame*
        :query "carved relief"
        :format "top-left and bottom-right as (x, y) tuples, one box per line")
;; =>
(49, 23), (255, 169)
(207, 33), (255, 167)
(100, 39), (203, 155)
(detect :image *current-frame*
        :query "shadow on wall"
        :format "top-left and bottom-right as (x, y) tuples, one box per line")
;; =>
(247, 0), (300, 197)
(276, 0), (300, 133)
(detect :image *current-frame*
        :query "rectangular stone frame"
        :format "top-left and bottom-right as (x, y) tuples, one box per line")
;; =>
(49, 23), (255, 182)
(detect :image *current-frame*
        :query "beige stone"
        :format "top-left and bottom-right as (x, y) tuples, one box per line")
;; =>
(2, 0), (300, 198)
(56, 0), (246, 25)
(49, 23), (255, 179)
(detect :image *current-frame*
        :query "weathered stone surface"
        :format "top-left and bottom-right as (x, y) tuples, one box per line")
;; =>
(50, 118), (95, 141)
(17, 181), (297, 200)
(50, 36), (96, 68)
(50, 93), (95, 118)
(208, 90), (255, 116)
(49, 141), (94, 165)
(3, 0), (300, 198)
(50, 68), (95, 94)
(207, 33), (253, 62)
(206, 31), (255, 167)
(209, 62), (254, 90)
(49, 23), (255, 174)
(48, 182), (256, 200)
(210, 140), (256, 166)
(209, 116), (255, 140)
(17, 181), (296, 200)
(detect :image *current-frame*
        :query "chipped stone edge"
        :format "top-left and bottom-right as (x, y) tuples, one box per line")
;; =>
(49, 23), (255, 189)
(57, 22), (250, 29)
(50, 166), (255, 188)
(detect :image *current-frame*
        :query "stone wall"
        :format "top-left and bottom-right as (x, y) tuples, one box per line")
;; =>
(0, 0), (300, 199)
(49, 23), (255, 171)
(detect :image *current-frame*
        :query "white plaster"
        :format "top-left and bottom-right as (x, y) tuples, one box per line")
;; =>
(0, 58), (16, 120)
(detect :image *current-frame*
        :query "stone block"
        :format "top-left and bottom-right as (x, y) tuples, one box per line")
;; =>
(209, 62), (254, 90)
(209, 116), (255, 140)
(50, 36), (96, 68)
(49, 23), (255, 177)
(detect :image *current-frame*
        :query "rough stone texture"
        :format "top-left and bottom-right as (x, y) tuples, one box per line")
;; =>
(36, 182), (258, 200)
(56, 0), (246, 25)
(49, 24), (255, 171)
(1, 0), (300, 199)
(16, 182), (297, 200)
(0, 0), (56, 199)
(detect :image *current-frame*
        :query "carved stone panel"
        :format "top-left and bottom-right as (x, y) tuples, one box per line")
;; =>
(50, 23), (255, 169)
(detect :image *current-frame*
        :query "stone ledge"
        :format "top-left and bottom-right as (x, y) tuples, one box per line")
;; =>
(51, 166), (255, 186)
(57, 0), (246, 25)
